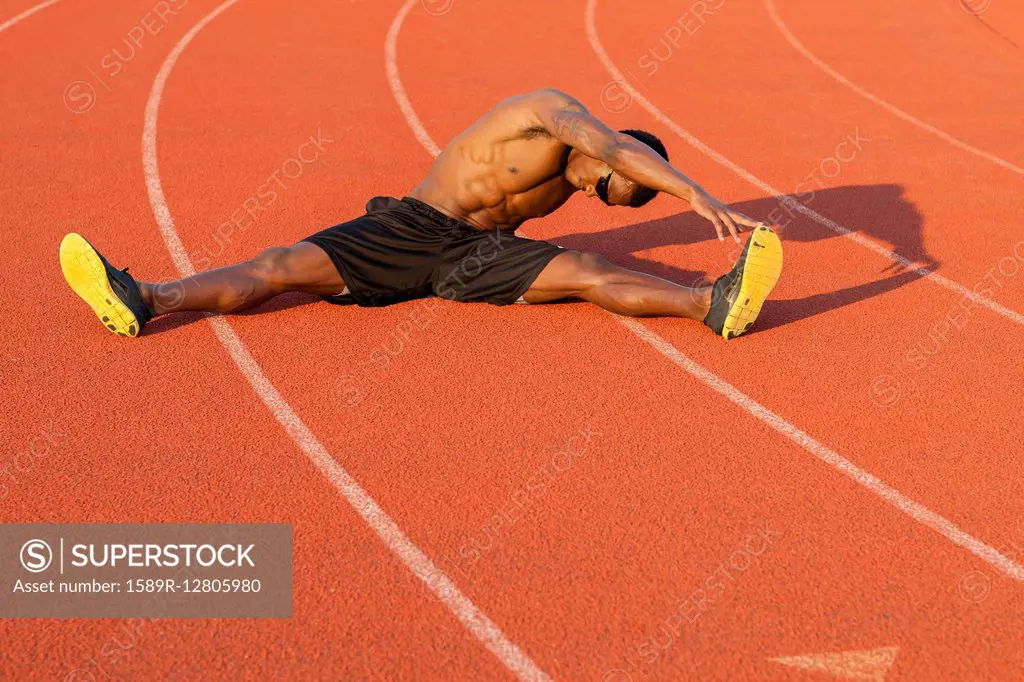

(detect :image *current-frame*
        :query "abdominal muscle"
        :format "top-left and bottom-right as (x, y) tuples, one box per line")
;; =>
(410, 135), (575, 231)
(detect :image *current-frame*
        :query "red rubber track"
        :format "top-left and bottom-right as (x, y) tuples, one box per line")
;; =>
(1, 0), (1021, 680)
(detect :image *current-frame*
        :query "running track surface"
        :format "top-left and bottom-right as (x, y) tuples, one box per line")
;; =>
(1, 0), (1023, 679)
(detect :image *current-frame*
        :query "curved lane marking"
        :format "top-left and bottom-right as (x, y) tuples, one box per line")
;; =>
(765, 0), (1023, 177)
(142, 1), (549, 679)
(0, 0), (61, 33)
(584, 0), (1024, 327)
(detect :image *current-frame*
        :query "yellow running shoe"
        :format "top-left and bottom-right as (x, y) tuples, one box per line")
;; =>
(59, 233), (151, 338)
(703, 226), (783, 340)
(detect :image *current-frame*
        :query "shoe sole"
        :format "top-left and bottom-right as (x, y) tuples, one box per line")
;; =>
(721, 226), (783, 340)
(59, 233), (140, 338)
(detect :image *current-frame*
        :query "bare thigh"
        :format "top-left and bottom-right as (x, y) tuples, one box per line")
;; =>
(522, 250), (709, 319)
(274, 241), (347, 295)
(522, 250), (612, 303)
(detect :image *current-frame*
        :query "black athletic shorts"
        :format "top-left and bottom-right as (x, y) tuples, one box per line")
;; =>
(302, 196), (565, 307)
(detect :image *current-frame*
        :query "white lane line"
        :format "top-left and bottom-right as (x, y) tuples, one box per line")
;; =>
(386, 0), (1024, 581)
(618, 318), (1024, 581)
(386, 0), (440, 158)
(584, 0), (1024, 327)
(143, 2), (549, 680)
(0, 0), (60, 33)
(765, 0), (1024, 178)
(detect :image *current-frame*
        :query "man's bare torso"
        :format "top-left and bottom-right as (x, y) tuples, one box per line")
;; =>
(409, 93), (577, 231)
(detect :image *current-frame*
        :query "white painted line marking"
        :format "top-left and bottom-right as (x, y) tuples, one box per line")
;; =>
(765, 0), (1024, 178)
(143, 2), (549, 680)
(387, 0), (1024, 581)
(770, 645), (899, 681)
(386, 0), (441, 158)
(617, 318), (1024, 581)
(584, 0), (1024, 327)
(0, 0), (60, 33)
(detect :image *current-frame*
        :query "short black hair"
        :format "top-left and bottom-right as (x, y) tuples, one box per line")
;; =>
(619, 129), (668, 208)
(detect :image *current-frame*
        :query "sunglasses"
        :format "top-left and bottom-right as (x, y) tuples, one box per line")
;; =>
(595, 170), (614, 205)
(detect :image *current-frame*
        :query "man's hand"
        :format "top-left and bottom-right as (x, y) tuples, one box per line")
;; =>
(689, 190), (763, 243)
(528, 90), (767, 239)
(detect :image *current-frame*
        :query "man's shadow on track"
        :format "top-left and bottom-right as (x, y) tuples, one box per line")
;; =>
(145, 183), (931, 336)
(556, 183), (934, 333)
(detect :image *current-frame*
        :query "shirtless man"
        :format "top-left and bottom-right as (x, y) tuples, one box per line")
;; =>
(60, 89), (783, 340)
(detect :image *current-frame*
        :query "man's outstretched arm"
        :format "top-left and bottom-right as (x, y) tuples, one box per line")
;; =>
(530, 89), (761, 242)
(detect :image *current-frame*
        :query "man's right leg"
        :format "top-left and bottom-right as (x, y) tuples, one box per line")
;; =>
(523, 225), (783, 339)
(524, 251), (713, 319)
(140, 242), (345, 316)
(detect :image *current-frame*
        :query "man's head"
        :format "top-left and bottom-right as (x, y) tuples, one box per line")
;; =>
(568, 129), (668, 207)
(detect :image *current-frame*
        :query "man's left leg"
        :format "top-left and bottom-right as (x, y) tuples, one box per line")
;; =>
(60, 233), (345, 337)
(139, 242), (345, 316)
